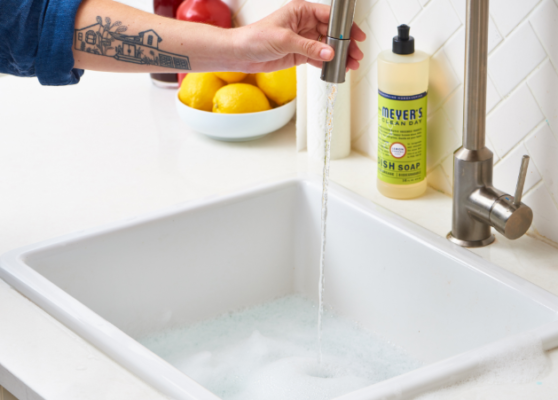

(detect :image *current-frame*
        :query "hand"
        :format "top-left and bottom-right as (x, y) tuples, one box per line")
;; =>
(228, 0), (366, 73)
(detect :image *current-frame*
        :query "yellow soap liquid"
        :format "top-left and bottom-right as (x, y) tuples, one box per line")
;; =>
(377, 50), (429, 199)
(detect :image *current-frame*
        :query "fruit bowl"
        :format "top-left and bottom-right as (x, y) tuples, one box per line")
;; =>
(175, 94), (296, 142)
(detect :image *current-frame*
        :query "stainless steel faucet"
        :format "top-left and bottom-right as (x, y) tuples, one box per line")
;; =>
(321, 0), (357, 83)
(447, 0), (533, 247)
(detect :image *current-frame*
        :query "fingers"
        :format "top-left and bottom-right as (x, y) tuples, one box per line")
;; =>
(317, 23), (329, 38)
(348, 39), (364, 61)
(346, 57), (360, 71)
(307, 59), (324, 69)
(301, 1), (331, 24)
(351, 23), (367, 42)
(282, 30), (335, 62)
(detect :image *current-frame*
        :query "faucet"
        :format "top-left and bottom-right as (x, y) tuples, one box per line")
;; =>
(320, 0), (532, 246)
(321, 0), (357, 83)
(447, 0), (533, 247)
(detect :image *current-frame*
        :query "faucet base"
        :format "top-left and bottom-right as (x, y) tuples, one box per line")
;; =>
(447, 232), (495, 248)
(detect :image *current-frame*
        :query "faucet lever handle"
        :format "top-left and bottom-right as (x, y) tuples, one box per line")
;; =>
(513, 155), (530, 206)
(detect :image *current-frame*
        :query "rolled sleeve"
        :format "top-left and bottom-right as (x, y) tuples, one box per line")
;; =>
(0, 0), (85, 86)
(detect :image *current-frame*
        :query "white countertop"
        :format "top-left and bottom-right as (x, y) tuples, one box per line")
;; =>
(1, 72), (557, 400)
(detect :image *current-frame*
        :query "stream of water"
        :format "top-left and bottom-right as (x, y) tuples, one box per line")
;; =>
(317, 83), (338, 363)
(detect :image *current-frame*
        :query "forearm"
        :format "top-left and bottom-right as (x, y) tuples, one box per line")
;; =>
(72, 0), (235, 73)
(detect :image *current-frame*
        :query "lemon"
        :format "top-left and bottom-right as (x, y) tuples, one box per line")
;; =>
(241, 73), (258, 86)
(213, 84), (271, 114)
(179, 73), (226, 111)
(255, 67), (296, 106)
(214, 72), (248, 83)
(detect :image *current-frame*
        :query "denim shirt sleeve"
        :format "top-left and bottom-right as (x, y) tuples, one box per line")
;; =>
(0, 0), (85, 86)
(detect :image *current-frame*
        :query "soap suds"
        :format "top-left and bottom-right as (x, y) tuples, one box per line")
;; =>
(141, 295), (423, 400)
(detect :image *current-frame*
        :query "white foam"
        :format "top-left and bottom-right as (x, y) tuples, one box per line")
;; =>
(141, 295), (423, 400)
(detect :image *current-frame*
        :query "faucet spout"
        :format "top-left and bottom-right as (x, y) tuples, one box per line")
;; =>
(320, 0), (357, 84)
(462, 0), (489, 151)
(448, 0), (533, 247)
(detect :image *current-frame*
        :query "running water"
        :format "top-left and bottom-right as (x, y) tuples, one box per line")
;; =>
(317, 83), (338, 363)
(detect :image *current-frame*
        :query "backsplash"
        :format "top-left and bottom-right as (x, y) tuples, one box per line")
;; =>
(122, 0), (558, 245)
(348, 0), (558, 245)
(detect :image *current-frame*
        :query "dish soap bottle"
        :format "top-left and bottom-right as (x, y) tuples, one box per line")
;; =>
(377, 25), (429, 199)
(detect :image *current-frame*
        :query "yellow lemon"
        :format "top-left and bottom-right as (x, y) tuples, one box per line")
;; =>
(179, 73), (225, 111)
(241, 73), (258, 86)
(255, 67), (296, 106)
(214, 72), (248, 83)
(213, 84), (271, 114)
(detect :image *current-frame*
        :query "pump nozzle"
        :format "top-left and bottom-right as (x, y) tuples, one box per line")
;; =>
(320, 0), (357, 84)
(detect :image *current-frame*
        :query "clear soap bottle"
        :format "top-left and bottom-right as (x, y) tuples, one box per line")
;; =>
(377, 25), (429, 199)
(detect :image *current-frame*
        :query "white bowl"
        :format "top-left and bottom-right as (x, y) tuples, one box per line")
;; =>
(175, 94), (296, 142)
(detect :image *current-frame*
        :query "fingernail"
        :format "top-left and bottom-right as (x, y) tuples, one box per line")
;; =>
(319, 48), (333, 60)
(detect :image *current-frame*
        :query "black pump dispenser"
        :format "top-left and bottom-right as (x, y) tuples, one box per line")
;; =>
(393, 24), (415, 55)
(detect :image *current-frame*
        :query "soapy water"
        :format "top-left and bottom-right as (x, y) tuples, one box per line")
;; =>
(141, 295), (423, 400)
(318, 83), (338, 363)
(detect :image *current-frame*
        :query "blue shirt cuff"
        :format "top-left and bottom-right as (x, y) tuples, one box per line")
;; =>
(35, 0), (84, 86)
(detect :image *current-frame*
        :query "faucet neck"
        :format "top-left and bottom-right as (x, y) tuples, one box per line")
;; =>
(462, 0), (490, 151)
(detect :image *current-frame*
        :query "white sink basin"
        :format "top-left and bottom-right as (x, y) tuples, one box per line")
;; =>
(1, 177), (558, 399)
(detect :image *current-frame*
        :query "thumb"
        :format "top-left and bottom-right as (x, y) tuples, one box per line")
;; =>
(283, 32), (334, 62)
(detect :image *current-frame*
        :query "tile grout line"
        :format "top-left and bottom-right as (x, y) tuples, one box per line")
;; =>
(431, 23), (464, 61)
(523, 179), (543, 199)
(496, 0), (544, 39)
(497, 119), (548, 164)
(485, 56), (549, 121)
(528, 17), (558, 76)
(486, 0), (544, 59)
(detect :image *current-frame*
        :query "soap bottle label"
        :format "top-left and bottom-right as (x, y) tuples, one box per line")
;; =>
(377, 91), (427, 185)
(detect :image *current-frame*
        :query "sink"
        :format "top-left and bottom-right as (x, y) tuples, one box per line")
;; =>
(1, 177), (558, 399)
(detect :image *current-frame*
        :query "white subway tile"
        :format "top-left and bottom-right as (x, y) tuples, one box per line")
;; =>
(526, 124), (558, 202)
(235, 0), (284, 25)
(450, 0), (465, 22)
(389, 0), (423, 24)
(355, 0), (379, 24)
(490, 0), (540, 37)
(356, 21), (381, 79)
(411, 0), (462, 55)
(488, 23), (547, 96)
(487, 84), (544, 157)
(369, 0), (400, 50)
(524, 184), (558, 243)
(367, 60), (379, 94)
(530, 0), (558, 71)
(487, 136), (501, 164)
(494, 144), (541, 195)
(428, 49), (461, 112)
(428, 165), (453, 194)
(528, 60), (558, 135)
(419, 0), (431, 6)
(441, 154), (454, 182)
(223, 0), (249, 16)
(443, 84), (463, 133)
(487, 16), (504, 53)
(351, 76), (375, 139)
(443, 27), (465, 82)
(353, 117), (378, 159)
(486, 75), (502, 113)
(427, 109), (461, 171)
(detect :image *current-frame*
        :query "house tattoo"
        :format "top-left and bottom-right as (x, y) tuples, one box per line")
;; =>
(75, 17), (191, 70)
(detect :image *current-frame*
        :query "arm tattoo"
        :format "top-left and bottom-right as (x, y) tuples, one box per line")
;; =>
(74, 16), (191, 70)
